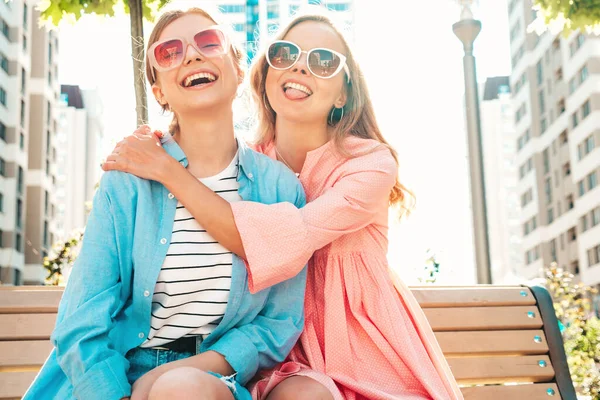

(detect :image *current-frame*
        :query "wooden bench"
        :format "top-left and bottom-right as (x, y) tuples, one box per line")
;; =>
(0, 285), (577, 399)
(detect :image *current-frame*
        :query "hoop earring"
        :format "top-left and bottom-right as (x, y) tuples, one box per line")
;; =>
(329, 106), (344, 125)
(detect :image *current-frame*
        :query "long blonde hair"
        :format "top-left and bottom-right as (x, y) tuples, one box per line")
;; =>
(249, 13), (414, 216)
(145, 7), (245, 135)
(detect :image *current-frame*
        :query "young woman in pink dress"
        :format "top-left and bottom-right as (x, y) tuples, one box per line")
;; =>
(103, 11), (463, 400)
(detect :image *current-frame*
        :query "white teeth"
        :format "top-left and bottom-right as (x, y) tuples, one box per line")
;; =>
(283, 81), (312, 95)
(183, 72), (217, 87)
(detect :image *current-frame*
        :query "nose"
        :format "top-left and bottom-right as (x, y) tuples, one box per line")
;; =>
(291, 51), (309, 76)
(183, 43), (204, 66)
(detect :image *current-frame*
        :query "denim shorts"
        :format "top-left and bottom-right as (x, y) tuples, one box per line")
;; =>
(125, 345), (251, 400)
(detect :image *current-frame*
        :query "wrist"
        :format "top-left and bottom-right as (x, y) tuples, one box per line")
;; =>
(155, 155), (184, 184)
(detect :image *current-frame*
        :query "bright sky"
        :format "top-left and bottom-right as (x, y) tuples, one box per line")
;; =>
(57, 0), (512, 285)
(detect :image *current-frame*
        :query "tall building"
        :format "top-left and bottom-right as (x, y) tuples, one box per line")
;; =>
(208, 0), (354, 60)
(481, 77), (524, 284)
(0, 1), (59, 285)
(55, 85), (103, 240)
(508, 0), (600, 288)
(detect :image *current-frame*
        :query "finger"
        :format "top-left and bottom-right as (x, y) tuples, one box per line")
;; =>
(135, 124), (152, 135)
(152, 130), (165, 140)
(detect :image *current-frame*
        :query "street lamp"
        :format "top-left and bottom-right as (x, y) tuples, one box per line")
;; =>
(452, 0), (493, 284)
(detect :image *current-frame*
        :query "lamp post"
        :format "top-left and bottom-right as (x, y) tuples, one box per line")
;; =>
(452, 0), (492, 284)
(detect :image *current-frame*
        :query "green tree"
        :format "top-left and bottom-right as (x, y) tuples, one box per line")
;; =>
(544, 265), (600, 399)
(38, 0), (170, 126)
(533, 0), (600, 34)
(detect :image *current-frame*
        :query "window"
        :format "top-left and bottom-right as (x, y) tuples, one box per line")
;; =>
(0, 18), (8, 39)
(555, 67), (563, 81)
(20, 100), (25, 128)
(44, 190), (49, 214)
(558, 99), (565, 115)
(15, 233), (22, 252)
(0, 52), (8, 73)
(45, 159), (50, 176)
(0, 158), (5, 176)
(521, 188), (533, 207)
(536, 60), (543, 85)
(582, 99), (591, 119)
(526, 246), (540, 265)
(0, 121), (5, 141)
(541, 118), (547, 134)
(579, 180), (586, 197)
(548, 208), (554, 224)
(559, 129), (568, 145)
(580, 65), (589, 83)
(23, 2), (27, 29)
(588, 171), (598, 191)
(538, 90), (545, 113)
(563, 162), (571, 177)
(572, 112), (579, 128)
(524, 216), (538, 235)
(0, 192), (3, 212)
(550, 238), (557, 261)
(48, 41), (52, 65)
(43, 221), (48, 247)
(16, 199), (22, 229)
(582, 214), (589, 232)
(569, 78), (576, 94)
(47, 101), (51, 125)
(568, 226), (577, 242)
(571, 260), (580, 275)
(517, 129), (531, 150)
(219, 4), (245, 13)
(515, 103), (527, 123)
(545, 177), (552, 204)
(591, 207), (600, 227)
(587, 244), (600, 267)
(578, 135), (596, 160)
(543, 148), (550, 174)
(22, 35), (27, 52)
(19, 133), (24, 150)
(0, 87), (6, 106)
(510, 20), (521, 42)
(17, 166), (23, 194)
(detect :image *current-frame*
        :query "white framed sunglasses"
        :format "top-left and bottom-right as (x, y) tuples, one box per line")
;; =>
(266, 40), (350, 82)
(147, 25), (230, 81)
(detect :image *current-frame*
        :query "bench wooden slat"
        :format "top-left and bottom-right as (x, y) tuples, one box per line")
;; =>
(424, 306), (543, 331)
(0, 341), (53, 368)
(461, 383), (560, 399)
(0, 290), (62, 314)
(0, 315), (55, 341)
(448, 356), (554, 384)
(412, 287), (536, 308)
(0, 371), (37, 399)
(436, 330), (549, 356)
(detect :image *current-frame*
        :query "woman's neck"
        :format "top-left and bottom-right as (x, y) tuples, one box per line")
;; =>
(175, 107), (237, 178)
(274, 117), (330, 174)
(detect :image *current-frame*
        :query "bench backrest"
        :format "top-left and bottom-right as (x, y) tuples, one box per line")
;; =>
(0, 285), (576, 399)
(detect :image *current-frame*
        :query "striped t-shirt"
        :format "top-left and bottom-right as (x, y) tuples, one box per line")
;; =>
(142, 153), (241, 348)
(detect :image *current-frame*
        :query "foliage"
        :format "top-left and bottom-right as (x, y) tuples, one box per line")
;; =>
(533, 0), (600, 34)
(36, 0), (169, 26)
(544, 265), (600, 399)
(418, 249), (441, 284)
(43, 231), (84, 286)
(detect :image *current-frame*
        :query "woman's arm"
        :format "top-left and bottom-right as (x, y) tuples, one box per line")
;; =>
(103, 130), (247, 259)
(103, 131), (397, 292)
(52, 172), (132, 400)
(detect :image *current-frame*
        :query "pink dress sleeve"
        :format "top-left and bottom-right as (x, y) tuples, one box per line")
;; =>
(231, 145), (397, 293)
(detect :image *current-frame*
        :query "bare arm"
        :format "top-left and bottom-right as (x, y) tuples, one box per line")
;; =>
(159, 157), (247, 259)
(103, 130), (247, 259)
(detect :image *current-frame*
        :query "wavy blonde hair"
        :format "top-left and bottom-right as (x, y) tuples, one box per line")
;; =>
(145, 7), (245, 135)
(249, 12), (414, 216)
